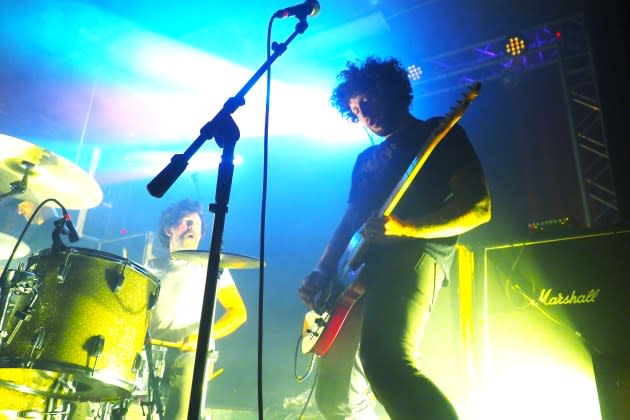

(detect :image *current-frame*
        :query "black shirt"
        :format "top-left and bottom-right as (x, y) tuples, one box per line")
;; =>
(348, 117), (482, 278)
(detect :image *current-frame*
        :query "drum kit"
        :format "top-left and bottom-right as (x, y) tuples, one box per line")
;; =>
(0, 134), (260, 419)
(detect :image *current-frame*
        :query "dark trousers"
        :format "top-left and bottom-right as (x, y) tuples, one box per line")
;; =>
(315, 252), (459, 420)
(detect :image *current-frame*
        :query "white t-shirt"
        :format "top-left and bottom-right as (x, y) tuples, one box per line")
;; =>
(148, 258), (235, 344)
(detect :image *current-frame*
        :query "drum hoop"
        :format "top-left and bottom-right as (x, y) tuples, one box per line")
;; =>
(0, 359), (135, 401)
(31, 247), (159, 286)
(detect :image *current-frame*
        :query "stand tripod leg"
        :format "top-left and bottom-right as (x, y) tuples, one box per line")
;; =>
(199, 349), (220, 420)
(144, 336), (165, 420)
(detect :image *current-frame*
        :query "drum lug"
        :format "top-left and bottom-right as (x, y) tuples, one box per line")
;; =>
(86, 334), (106, 373)
(148, 291), (158, 310)
(87, 335), (105, 357)
(56, 252), (72, 284)
(27, 327), (46, 366)
(110, 261), (128, 292)
(132, 352), (143, 373)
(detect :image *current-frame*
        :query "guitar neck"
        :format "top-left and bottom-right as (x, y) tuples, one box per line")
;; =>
(380, 82), (480, 218)
(342, 82), (480, 272)
(380, 113), (465, 217)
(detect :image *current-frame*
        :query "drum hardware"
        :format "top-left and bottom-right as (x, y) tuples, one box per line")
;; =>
(27, 327), (46, 366)
(55, 249), (72, 284)
(0, 279), (11, 345)
(51, 217), (78, 257)
(10, 266), (40, 292)
(148, 289), (159, 310)
(18, 406), (71, 419)
(132, 352), (143, 374)
(142, 335), (165, 420)
(110, 260), (129, 292)
(5, 275), (41, 346)
(86, 334), (106, 375)
(50, 373), (78, 396)
(0, 160), (34, 203)
(0, 267), (39, 347)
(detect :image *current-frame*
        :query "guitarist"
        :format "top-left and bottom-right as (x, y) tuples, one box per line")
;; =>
(298, 57), (491, 419)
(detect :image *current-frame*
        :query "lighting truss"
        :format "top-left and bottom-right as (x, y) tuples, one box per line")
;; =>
(408, 17), (568, 97)
(408, 14), (619, 227)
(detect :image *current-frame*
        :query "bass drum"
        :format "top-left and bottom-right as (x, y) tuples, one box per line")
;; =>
(0, 247), (159, 402)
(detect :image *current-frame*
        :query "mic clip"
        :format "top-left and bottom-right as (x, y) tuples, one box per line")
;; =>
(51, 218), (68, 255)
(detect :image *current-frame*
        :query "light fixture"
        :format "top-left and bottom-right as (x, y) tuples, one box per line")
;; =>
(505, 36), (526, 56)
(407, 64), (422, 81)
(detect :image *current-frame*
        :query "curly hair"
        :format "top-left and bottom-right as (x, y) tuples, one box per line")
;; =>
(330, 56), (413, 122)
(157, 198), (206, 248)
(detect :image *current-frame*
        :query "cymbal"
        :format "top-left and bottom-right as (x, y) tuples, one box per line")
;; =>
(0, 232), (30, 260)
(0, 133), (103, 209)
(171, 250), (261, 270)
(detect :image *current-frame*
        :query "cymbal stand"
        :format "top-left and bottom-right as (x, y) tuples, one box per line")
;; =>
(0, 162), (34, 346)
(0, 161), (33, 203)
(0, 198), (71, 347)
(143, 335), (165, 420)
(146, 17), (310, 420)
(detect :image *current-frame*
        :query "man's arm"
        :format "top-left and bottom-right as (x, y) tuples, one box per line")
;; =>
(298, 203), (361, 308)
(368, 163), (491, 239)
(212, 283), (247, 340)
(180, 283), (247, 351)
(315, 203), (362, 274)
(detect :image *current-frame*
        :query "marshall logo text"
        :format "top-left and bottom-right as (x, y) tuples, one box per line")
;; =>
(538, 288), (600, 305)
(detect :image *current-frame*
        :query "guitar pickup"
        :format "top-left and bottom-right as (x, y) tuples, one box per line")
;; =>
(314, 317), (327, 327)
(305, 329), (320, 337)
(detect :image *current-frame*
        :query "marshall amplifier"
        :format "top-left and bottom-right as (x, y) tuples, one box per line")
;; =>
(481, 228), (630, 420)
(482, 228), (629, 354)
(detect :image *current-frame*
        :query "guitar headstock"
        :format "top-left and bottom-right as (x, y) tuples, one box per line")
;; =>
(446, 82), (482, 120)
(463, 81), (482, 101)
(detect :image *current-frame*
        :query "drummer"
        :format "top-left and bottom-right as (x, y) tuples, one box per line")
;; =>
(148, 198), (247, 420)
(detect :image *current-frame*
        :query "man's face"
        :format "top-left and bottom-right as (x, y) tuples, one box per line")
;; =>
(165, 212), (202, 252)
(349, 93), (398, 137)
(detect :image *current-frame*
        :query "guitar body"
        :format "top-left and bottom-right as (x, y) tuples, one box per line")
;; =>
(301, 262), (366, 356)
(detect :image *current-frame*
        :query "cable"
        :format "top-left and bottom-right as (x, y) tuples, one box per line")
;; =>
(298, 366), (318, 420)
(294, 334), (317, 383)
(255, 13), (276, 420)
(290, 333), (319, 419)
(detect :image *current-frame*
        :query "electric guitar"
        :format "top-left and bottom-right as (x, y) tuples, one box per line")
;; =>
(301, 82), (482, 356)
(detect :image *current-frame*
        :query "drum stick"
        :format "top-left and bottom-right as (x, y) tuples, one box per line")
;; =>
(150, 338), (182, 349)
(150, 338), (223, 359)
(209, 368), (224, 381)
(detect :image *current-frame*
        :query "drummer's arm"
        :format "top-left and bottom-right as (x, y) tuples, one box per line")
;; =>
(180, 284), (247, 351)
(212, 283), (247, 339)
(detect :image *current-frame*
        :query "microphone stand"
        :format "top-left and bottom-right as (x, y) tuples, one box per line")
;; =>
(146, 18), (310, 420)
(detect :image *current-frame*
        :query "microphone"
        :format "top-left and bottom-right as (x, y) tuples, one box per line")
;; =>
(63, 211), (80, 243)
(273, 0), (320, 19)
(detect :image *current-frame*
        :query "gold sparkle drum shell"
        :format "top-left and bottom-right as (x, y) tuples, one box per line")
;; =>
(0, 247), (159, 402)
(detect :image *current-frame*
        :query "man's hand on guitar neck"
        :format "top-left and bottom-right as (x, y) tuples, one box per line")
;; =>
(298, 268), (332, 311)
(363, 214), (413, 243)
